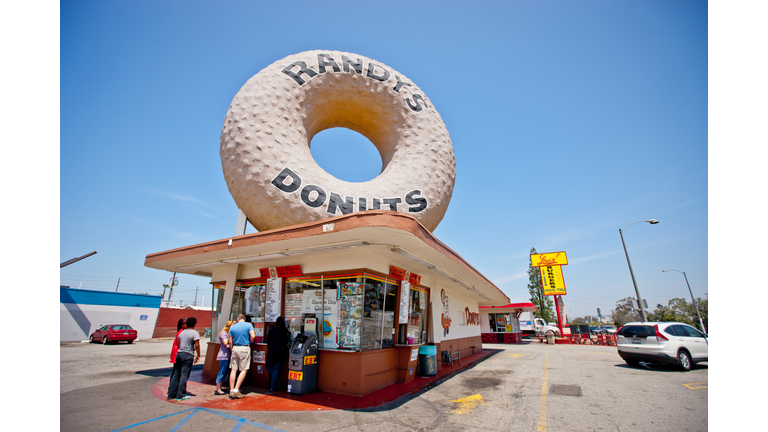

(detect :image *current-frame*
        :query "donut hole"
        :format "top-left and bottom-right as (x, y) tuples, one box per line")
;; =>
(301, 74), (404, 178)
(310, 127), (383, 183)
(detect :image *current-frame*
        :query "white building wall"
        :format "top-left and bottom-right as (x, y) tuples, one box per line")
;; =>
(431, 287), (482, 344)
(60, 303), (160, 341)
(60, 288), (161, 342)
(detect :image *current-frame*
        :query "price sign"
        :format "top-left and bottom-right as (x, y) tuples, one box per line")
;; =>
(265, 277), (282, 322)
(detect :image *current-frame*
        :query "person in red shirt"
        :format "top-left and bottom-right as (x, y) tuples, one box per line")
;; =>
(170, 318), (187, 363)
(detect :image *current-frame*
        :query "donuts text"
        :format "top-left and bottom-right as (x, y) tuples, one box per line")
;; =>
(271, 167), (428, 215)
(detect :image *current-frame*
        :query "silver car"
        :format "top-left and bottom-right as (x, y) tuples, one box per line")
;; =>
(616, 322), (708, 371)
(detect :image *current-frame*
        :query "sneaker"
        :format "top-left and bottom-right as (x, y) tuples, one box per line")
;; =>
(230, 391), (244, 399)
(176, 395), (191, 401)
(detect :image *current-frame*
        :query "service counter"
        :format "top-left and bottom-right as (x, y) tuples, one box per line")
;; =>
(203, 342), (288, 390)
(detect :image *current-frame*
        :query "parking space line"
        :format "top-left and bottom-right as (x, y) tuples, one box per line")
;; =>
(683, 382), (708, 390)
(168, 409), (199, 432)
(537, 354), (549, 431)
(109, 407), (287, 432)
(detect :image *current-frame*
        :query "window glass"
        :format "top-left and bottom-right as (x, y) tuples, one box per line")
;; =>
(362, 274), (397, 350)
(618, 325), (654, 337)
(285, 276), (326, 346)
(407, 285), (428, 344)
(683, 325), (704, 338)
(671, 325), (691, 337)
(323, 273), (364, 350)
(239, 280), (266, 340)
(232, 270), (420, 351)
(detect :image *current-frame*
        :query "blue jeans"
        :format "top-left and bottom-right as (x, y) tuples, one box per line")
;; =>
(216, 358), (230, 384)
(168, 352), (194, 399)
(266, 361), (281, 391)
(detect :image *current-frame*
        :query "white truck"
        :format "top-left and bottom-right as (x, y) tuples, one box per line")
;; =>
(520, 312), (561, 339)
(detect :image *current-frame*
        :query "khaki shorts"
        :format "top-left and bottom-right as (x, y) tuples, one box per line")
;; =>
(230, 346), (251, 370)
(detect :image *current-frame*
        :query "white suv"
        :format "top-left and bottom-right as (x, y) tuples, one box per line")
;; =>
(616, 322), (708, 371)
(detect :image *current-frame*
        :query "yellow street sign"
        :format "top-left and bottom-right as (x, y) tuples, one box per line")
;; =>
(540, 265), (567, 295)
(531, 252), (568, 267)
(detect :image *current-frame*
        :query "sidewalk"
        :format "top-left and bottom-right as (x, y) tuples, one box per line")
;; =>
(151, 348), (501, 411)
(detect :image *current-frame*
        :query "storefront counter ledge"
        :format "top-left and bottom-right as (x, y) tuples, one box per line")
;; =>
(153, 348), (501, 411)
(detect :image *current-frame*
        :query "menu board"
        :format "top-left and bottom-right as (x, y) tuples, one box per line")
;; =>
(285, 293), (303, 317)
(399, 281), (410, 324)
(265, 278), (282, 322)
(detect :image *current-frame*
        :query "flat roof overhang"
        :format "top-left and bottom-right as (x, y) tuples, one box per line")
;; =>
(144, 211), (510, 306)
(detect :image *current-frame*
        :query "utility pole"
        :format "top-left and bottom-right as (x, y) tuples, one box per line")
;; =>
(194, 286), (199, 306)
(168, 272), (178, 305)
(115, 277), (121, 292)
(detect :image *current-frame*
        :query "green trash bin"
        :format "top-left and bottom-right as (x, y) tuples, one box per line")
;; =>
(419, 345), (437, 376)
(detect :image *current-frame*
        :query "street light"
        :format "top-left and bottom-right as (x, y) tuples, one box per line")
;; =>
(662, 269), (707, 334)
(619, 219), (659, 322)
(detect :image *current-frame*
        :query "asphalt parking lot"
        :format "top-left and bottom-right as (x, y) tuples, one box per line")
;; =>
(60, 338), (708, 431)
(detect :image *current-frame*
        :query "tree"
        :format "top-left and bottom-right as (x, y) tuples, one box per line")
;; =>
(612, 297), (642, 327)
(695, 298), (708, 332)
(646, 297), (708, 333)
(527, 247), (555, 322)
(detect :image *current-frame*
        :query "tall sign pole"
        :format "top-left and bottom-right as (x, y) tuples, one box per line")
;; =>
(531, 252), (569, 336)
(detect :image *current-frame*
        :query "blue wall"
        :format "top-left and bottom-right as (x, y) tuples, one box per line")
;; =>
(60, 287), (162, 308)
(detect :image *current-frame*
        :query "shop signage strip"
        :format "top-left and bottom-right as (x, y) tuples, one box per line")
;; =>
(390, 266), (422, 285)
(259, 265), (303, 279)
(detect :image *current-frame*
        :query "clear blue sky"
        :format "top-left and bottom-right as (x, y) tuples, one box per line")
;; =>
(55, 0), (711, 320)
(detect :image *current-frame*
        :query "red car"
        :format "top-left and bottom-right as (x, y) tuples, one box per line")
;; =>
(89, 324), (138, 344)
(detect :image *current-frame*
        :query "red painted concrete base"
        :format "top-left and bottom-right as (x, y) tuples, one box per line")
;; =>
(152, 349), (501, 411)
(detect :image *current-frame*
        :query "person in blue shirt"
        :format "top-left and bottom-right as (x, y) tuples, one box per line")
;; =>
(227, 314), (255, 399)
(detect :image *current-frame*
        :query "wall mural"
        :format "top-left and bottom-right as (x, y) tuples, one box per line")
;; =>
(441, 289), (452, 336)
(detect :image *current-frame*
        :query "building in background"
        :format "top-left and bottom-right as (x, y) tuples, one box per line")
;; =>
(60, 287), (161, 342)
(479, 303), (537, 344)
(152, 306), (213, 339)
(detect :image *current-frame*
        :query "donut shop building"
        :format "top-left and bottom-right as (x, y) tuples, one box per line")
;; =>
(144, 211), (510, 397)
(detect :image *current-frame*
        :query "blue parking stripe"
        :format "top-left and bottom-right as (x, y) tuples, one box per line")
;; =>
(168, 409), (200, 432)
(109, 407), (286, 432)
(232, 418), (246, 432)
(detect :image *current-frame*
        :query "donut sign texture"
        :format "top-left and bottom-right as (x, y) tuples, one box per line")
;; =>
(220, 50), (456, 232)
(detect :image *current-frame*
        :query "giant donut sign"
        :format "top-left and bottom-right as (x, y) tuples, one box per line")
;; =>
(220, 50), (456, 232)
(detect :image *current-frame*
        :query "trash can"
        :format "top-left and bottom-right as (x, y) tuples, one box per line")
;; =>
(287, 333), (318, 395)
(419, 345), (437, 376)
(546, 333), (555, 344)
